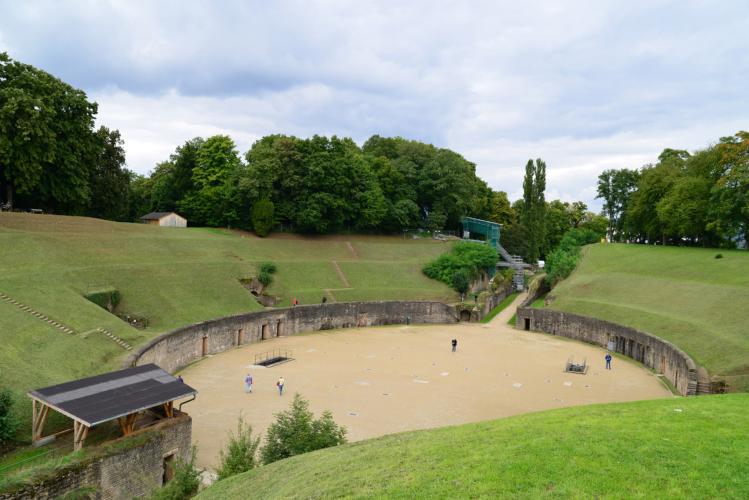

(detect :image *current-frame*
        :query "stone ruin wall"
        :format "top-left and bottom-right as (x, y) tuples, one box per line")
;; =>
(126, 301), (459, 373)
(515, 301), (701, 396)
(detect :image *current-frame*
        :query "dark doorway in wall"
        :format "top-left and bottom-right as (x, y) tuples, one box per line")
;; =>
(163, 453), (175, 484)
(262, 323), (269, 340)
(459, 310), (471, 322)
(236, 328), (244, 346)
(524, 318), (530, 331)
(276, 320), (283, 337)
(202, 336), (208, 356)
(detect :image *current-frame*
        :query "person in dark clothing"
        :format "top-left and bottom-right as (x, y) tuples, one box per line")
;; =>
(605, 353), (612, 370)
(451, 339), (458, 352)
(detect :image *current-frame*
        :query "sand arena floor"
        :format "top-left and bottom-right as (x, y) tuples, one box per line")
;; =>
(180, 299), (672, 469)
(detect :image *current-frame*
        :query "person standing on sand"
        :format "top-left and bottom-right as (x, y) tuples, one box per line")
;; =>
(605, 353), (612, 370)
(277, 376), (285, 395)
(451, 339), (458, 352)
(244, 373), (253, 393)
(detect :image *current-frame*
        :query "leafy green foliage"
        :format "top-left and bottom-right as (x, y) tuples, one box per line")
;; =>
(83, 288), (121, 312)
(259, 262), (277, 274)
(0, 389), (18, 444)
(597, 131), (749, 247)
(545, 228), (602, 286)
(423, 242), (498, 291)
(450, 270), (470, 294)
(260, 394), (346, 465)
(251, 199), (274, 237)
(217, 415), (260, 481)
(521, 159), (547, 263)
(150, 447), (201, 500)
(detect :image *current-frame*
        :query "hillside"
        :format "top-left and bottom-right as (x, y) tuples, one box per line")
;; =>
(0, 213), (455, 432)
(548, 243), (749, 391)
(198, 394), (749, 499)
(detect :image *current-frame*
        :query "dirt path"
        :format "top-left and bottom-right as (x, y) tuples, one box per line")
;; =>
(345, 241), (358, 258)
(487, 292), (528, 326)
(331, 260), (351, 288)
(181, 316), (672, 470)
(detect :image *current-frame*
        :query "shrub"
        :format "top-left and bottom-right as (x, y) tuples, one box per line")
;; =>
(260, 394), (346, 465)
(251, 199), (275, 237)
(544, 228), (601, 286)
(423, 241), (498, 292)
(259, 262), (277, 274)
(258, 271), (272, 287)
(150, 447), (200, 500)
(216, 415), (260, 480)
(83, 288), (121, 312)
(0, 389), (18, 444)
(451, 270), (470, 295)
(715, 253), (723, 259)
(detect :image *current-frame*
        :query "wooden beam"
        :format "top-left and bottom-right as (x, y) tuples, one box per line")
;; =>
(73, 420), (89, 451)
(32, 400), (50, 443)
(163, 401), (174, 418)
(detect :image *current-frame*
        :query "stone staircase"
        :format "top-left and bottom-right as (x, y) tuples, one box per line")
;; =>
(0, 290), (132, 350)
(0, 291), (75, 334)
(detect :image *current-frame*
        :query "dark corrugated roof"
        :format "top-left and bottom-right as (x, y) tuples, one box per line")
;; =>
(140, 211), (177, 220)
(29, 364), (196, 426)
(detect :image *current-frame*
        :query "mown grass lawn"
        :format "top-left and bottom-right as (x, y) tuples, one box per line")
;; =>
(198, 394), (749, 499)
(549, 244), (749, 391)
(0, 213), (455, 436)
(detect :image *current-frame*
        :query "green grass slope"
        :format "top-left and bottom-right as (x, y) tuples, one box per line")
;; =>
(549, 244), (749, 391)
(0, 213), (455, 434)
(199, 394), (749, 499)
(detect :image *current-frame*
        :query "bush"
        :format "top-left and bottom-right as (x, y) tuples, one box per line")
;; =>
(150, 447), (200, 500)
(258, 271), (272, 287)
(260, 394), (346, 465)
(251, 199), (275, 237)
(259, 262), (277, 274)
(216, 415), (260, 480)
(0, 389), (18, 444)
(451, 270), (470, 295)
(423, 241), (498, 292)
(715, 253), (723, 259)
(544, 228), (601, 286)
(83, 287), (121, 312)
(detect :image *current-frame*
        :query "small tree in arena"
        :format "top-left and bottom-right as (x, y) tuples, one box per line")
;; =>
(260, 393), (346, 465)
(216, 415), (260, 480)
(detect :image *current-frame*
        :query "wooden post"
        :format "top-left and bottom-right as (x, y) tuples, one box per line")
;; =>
(73, 420), (89, 451)
(163, 401), (174, 418)
(118, 413), (138, 436)
(32, 400), (50, 443)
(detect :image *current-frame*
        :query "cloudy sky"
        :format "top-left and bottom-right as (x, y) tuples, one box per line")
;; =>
(1, 1), (747, 208)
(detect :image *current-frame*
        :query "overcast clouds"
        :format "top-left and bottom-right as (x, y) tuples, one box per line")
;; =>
(1, 1), (747, 208)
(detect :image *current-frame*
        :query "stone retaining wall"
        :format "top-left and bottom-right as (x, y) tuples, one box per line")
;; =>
(1, 414), (191, 500)
(126, 301), (458, 373)
(515, 305), (700, 396)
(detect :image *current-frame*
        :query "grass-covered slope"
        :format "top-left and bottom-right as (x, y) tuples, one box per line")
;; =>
(0, 213), (454, 432)
(548, 244), (749, 391)
(199, 394), (749, 499)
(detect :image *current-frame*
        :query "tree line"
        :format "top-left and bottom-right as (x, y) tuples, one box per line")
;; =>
(1, 52), (606, 261)
(597, 132), (749, 248)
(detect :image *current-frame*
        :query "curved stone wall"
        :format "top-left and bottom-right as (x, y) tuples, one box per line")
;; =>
(515, 306), (700, 396)
(125, 301), (458, 373)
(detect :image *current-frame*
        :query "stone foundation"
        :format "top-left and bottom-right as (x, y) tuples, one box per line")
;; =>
(0, 413), (192, 500)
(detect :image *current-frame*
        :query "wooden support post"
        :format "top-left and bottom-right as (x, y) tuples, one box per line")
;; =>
(73, 420), (89, 451)
(118, 413), (138, 436)
(163, 401), (174, 418)
(32, 400), (50, 443)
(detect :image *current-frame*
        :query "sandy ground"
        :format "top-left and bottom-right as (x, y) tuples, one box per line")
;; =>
(180, 296), (672, 469)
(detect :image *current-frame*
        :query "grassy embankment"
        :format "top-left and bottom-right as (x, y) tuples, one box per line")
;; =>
(479, 292), (519, 323)
(0, 213), (455, 436)
(548, 243), (749, 391)
(199, 394), (749, 499)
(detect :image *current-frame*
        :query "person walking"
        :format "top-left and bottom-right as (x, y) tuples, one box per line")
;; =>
(605, 353), (612, 370)
(277, 376), (285, 396)
(451, 338), (458, 352)
(244, 373), (253, 393)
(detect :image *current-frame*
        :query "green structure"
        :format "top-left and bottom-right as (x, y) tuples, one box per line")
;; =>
(461, 217), (500, 249)
(461, 216), (526, 291)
